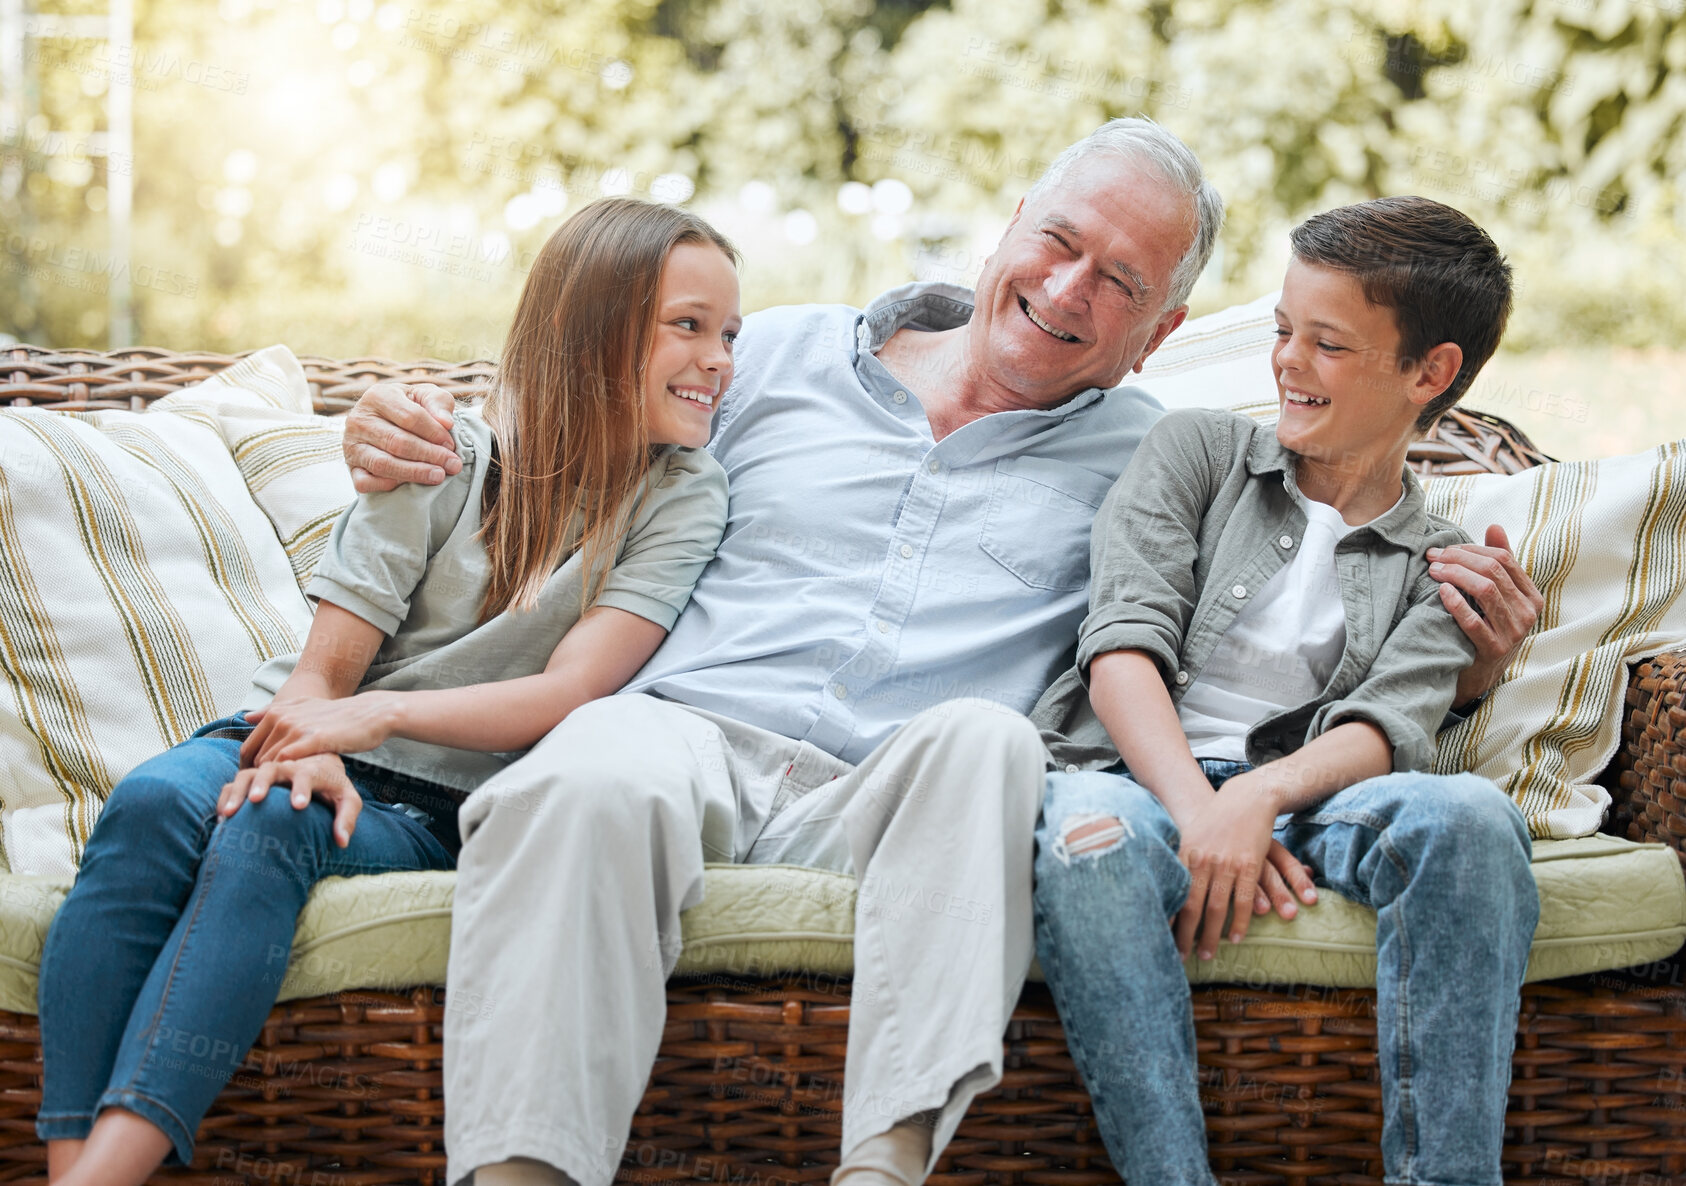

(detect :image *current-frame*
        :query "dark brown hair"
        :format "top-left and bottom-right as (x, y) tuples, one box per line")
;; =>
(1289, 196), (1513, 431)
(478, 197), (738, 621)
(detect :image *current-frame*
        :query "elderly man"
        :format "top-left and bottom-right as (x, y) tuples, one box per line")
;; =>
(340, 119), (1540, 1186)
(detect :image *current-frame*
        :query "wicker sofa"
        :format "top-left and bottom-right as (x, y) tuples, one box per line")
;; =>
(4, 346), (1686, 1186)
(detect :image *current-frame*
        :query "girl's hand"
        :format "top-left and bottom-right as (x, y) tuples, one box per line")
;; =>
(241, 694), (398, 767)
(218, 754), (363, 847)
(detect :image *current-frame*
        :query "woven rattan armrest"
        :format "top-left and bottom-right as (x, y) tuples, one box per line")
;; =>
(1608, 652), (1686, 867)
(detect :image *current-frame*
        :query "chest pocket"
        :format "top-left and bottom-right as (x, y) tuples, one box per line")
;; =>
(979, 456), (1114, 591)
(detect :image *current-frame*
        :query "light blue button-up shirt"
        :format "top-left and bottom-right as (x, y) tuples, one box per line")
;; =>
(624, 281), (1162, 765)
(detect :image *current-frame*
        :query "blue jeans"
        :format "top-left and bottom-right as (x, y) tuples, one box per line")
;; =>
(36, 715), (457, 1164)
(1034, 763), (1539, 1186)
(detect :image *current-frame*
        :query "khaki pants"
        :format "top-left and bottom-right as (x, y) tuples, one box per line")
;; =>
(442, 694), (1047, 1186)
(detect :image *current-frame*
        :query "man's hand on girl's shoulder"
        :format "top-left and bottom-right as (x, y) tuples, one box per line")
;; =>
(345, 381), (463, 494)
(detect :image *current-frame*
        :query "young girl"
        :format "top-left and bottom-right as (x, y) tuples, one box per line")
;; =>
(36, 197), (740, 1186)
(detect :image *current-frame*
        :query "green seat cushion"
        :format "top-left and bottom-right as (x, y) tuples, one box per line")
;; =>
(2, 836), (1681, 1014)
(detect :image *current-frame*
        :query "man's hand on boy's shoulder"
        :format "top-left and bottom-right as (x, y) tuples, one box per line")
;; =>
(1427, 525), (1545, 708)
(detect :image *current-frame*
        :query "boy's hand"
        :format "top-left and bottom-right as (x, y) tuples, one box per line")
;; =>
(1259, 843), (1318, 920)
(1174, 777), (1285, 961)
(217, 753), (362, 847)
(241, 694), (399, 767)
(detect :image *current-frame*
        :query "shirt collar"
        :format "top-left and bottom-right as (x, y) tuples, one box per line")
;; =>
(1242, 416), (1434, 548)
(856, 281), (976, 351)
(852, 280), (1108, 420)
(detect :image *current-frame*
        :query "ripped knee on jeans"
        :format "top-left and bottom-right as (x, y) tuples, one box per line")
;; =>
(1048, 811), (1134, 865)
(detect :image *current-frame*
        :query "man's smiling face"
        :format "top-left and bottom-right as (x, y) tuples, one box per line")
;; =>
(970, 154), (1197, 408)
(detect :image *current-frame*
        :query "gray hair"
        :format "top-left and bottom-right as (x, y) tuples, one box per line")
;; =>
(1026, 116), (1225, 311)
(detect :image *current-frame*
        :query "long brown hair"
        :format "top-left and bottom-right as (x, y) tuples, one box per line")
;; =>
(477, 197), (738, 621)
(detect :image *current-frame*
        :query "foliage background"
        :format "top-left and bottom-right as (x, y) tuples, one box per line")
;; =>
(3, 0), (1683, 456)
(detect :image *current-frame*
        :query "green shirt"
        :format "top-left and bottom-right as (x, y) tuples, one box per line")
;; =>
(246, 408), (728, 792)
(1033, 408), (1475, 774)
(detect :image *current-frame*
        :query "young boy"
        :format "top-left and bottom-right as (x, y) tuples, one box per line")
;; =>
(1029, 197), (1540, 1186)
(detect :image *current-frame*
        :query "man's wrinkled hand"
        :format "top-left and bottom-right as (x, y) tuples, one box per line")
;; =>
(344, 381), (462, 494)
(1428, 524), (1544, 707)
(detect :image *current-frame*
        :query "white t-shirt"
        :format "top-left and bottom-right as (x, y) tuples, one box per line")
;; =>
(1177, 492), (1400, 761)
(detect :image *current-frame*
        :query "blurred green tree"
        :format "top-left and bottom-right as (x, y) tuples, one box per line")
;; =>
(1, 0), (1679, 355)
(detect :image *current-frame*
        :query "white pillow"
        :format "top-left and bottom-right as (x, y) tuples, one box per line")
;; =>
(0, 347), (315, 875)
(1129, 290), (1279, 416)
(1425, 443), (1686, 838)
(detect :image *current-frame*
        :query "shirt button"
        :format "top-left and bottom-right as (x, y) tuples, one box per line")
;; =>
(876, 620), (890, 634)
(1279, 535), (1294, 549)
(1232, 583), (1248, 599)
(927, 458), (940, 474)
(1175, 670), (1190, 685)
(899, 543), (914, 559)
(834, 683), (848, 699)
(892, 390), (908, 404)
(1064, 764), (1079, 774)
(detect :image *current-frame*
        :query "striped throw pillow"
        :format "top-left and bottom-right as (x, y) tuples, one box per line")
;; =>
(149, 346), (356, 594)
(1425, 443), (1686, 838)
(216, 409), (353, 594)
(0, 348), (315, 875)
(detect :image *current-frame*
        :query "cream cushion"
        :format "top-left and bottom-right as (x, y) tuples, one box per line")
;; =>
(0, 839), (1679, 1012)
(0, 347), (316, 876)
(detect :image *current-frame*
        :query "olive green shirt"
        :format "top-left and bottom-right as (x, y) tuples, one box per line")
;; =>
(1033, 408), (1475, 773)
(246, 409), (729, 792)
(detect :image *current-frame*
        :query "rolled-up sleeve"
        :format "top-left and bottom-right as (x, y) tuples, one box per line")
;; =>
(305, 424), (475, 636)
(1076, 409), (1227, 686)
(1307, 556), (1478, 772)
(594, 448), (729, 630)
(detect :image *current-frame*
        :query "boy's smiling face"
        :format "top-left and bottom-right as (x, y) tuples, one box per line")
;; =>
(1271, 257), (1457, 476)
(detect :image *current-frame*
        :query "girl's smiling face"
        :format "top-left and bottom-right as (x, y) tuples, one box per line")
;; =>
(643, 242), (742, 449)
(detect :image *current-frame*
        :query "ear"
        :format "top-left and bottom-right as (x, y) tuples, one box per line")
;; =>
(979, 197), (1027, 278)
(1130, 305), (1189, 374)
(1410, 341), (1465, 407)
